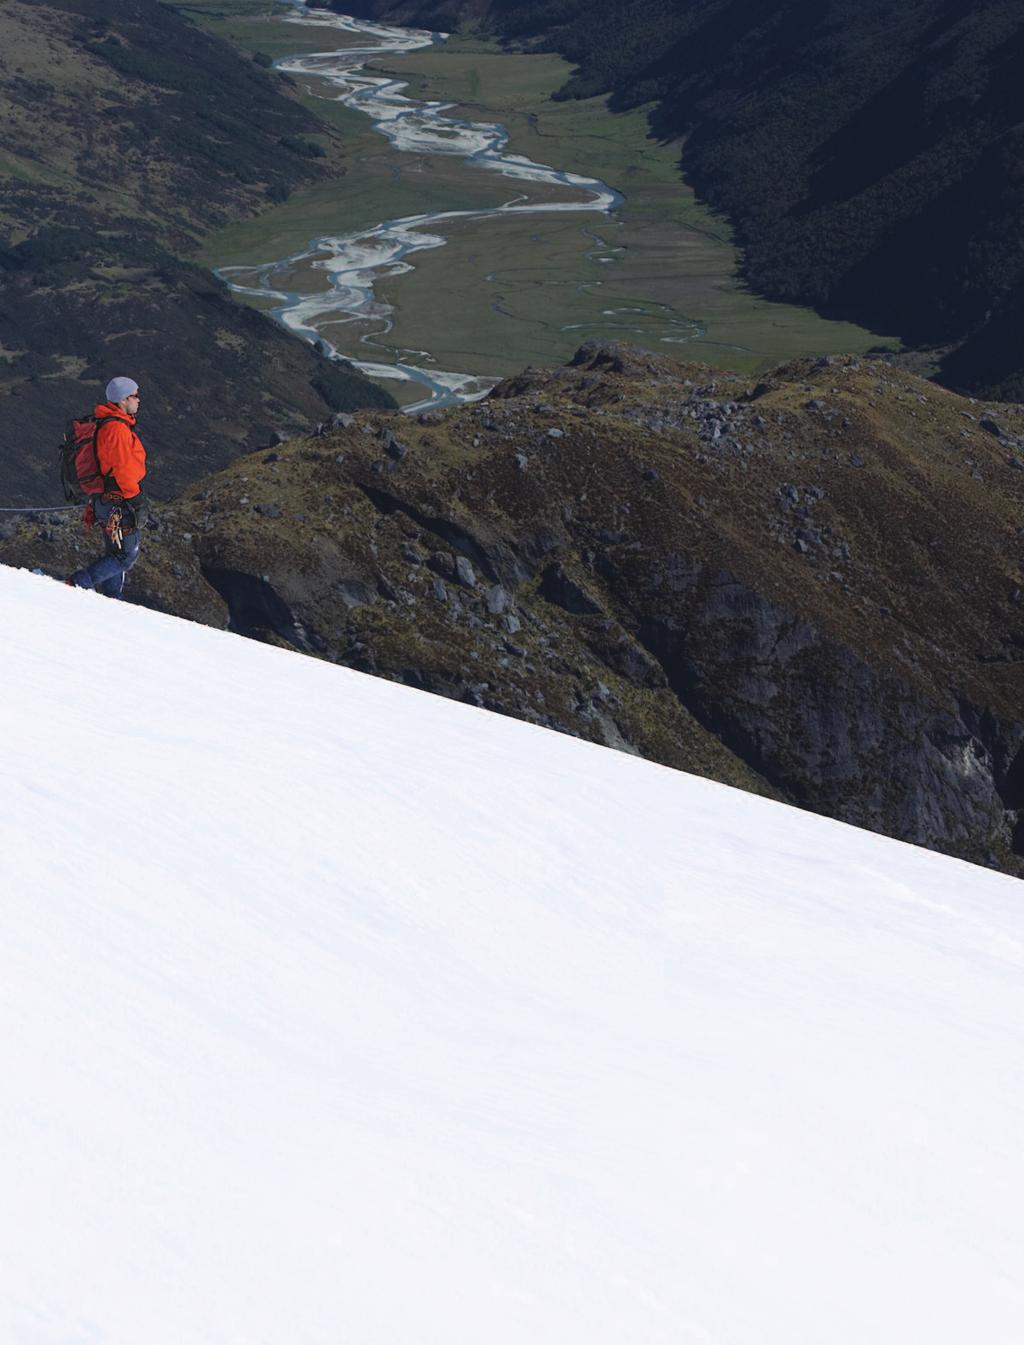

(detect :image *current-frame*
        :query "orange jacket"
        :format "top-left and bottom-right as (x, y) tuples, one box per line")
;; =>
(94, 403), (146, 499)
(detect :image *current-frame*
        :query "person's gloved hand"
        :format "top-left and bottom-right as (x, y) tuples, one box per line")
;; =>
(127, 493), (149, 531)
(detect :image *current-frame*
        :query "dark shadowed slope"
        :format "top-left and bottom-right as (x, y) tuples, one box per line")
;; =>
(0, 0), (394, 504)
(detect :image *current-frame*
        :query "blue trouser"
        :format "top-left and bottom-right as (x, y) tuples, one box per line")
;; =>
(71, 498), (141, 598)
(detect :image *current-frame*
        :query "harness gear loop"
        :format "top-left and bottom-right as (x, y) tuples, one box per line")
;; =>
(103, 505), (124, 552)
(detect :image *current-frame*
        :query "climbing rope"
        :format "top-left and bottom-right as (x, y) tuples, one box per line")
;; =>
(0, 504), (78, 513)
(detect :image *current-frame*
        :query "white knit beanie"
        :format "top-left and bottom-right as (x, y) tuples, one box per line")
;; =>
(106, 376), (139, 403)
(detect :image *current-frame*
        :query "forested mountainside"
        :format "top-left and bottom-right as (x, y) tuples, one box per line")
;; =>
(331, 0), (1024, 401)
(0, 0), (393, 506)
(6, 342), (1024, 875)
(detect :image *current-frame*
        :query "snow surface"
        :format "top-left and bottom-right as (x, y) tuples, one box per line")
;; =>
(1, 565), (1022, 1344)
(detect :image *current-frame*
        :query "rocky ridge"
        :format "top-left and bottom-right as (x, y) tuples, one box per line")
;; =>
(5, 343), (1023, 874)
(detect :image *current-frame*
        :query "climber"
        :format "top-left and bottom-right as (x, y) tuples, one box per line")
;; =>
(67, 377), (148, 597)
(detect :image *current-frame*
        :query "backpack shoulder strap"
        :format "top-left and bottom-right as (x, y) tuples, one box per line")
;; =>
(94, 412), (132, 434)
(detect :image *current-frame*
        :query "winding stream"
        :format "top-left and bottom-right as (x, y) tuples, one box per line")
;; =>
(219, 5), (697, 410)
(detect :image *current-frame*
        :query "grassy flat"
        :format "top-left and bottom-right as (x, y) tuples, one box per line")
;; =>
(367, 42), (894, 374)
(187, 7), (897, 382)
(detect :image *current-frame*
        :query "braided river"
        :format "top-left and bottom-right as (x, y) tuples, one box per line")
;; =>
(218, 3), (648, 411)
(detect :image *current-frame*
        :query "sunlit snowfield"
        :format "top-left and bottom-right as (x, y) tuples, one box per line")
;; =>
(1, 565), (1022, 1344)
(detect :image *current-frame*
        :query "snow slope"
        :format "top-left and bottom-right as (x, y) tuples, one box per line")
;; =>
(1, 566), (1022, 1344)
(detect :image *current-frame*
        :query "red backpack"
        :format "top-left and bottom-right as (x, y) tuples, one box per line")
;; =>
(58, 414), (126, 502)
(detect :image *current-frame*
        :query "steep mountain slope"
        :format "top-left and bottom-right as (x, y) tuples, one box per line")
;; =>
(333, 0), (1024, 399)
(0, 0), (394, 505)
(6, 342), (1024, 873)
(2, 562), (1023, 1344)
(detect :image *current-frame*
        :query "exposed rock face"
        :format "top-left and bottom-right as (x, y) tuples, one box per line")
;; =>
(6, 343), (1024, 874)
(632, 564), (1022, 857)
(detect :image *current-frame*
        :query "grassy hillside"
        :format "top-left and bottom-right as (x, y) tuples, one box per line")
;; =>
(0, 0), (394, 505)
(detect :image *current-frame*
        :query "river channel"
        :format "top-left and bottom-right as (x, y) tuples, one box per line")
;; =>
(218, 3), (676, 411)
